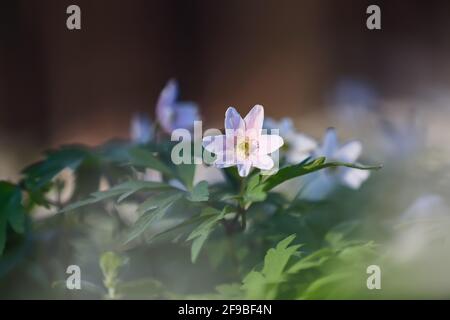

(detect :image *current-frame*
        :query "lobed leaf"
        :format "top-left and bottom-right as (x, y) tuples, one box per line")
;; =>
(60, 180), (171, 213)
(187, 207), (230, 263)
(127, 147), (173, 176)
(262, 157), (382, 191)
(187, 181), (209, 202)
(124, 191), (184, 244)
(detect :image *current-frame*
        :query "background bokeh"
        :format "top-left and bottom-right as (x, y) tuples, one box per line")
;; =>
(2, 0), (450, 180)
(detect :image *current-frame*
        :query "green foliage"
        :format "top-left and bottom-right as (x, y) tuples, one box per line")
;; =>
(100, 251), (128, 299)
(127, 147), (173, 177)
(22, 146), (90, 190)
(125, 190), (184, 243)
(60, 180), (172, 213)
(176, 163), (196, 191)
(0, 131), (385, 299)
(261, 157), (382, 191)
(187, 207), (230, 263)
(238, 234), (378, 300)
(242, 234), (301, 299)
(242, 174), (267, 208)
(187, 181), (209, 202)
(0, 181), (26, 255)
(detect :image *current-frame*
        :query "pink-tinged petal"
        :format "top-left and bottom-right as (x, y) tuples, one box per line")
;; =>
(251, 154), (274, 170)
(258, 134), (284, 155)
(214, 151), (237, 168)
(340, 168), (370, 189)
(202, 134), (227, 154)
(334, 140), (362, 163)
(244, 104), (264, 132)
(321, 128), (338, 158)
(237, 161), (252, 177)
(225, 107), (245, 131)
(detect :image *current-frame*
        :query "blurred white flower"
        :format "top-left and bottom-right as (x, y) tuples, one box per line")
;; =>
(400, 194), (447, 221)
(390, 194), (450, 262)
(264, 117), (317, 164)
(140, 168), (163, 183)
(203, 105), (284, 177)
(301, 128), (370, 201)
(130, 113), (153, 144)
(156, 79), (199, 134)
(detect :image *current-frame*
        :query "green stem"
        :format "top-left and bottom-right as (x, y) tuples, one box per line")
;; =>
(240, 210), (246, 231)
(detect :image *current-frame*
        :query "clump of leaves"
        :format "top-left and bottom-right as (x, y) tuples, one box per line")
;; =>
(0, 134), (381, 300)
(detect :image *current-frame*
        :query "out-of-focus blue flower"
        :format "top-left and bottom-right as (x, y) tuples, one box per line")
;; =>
(264, 117), (317, 164)
(156, 79), (200, 134)
(301, 128), (370, 201)
(130, 113), (153, 144)
(330, 78), (378, 114)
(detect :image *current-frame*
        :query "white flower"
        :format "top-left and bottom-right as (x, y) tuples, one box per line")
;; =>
(130, 113), (153, 144)
(202, 105), (284, 177)
(391, 194), (450, 262)
(264, 117), (317, 164)
(156, 79), (199, 134)
(301, 128), (370, 200)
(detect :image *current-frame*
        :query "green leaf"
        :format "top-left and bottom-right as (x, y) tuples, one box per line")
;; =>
(187, 207), (229, 263)
(0, 217), (6, 256)
(124, 191), (184, 244)
(115, 181), (171, 203)
(135, 190), (183, 215)
(287, 248), (334, 274)
(100, 251), (127, 279)
(0, 181), (26, 255)
(99, 251), (128, 296)
(8, 208), (25, 234)
(222, 167), (241, 190)
(176, 163), (196, 190)
(191, 233), (209, 264)
(262, 234), (302, 281)
(127, 147), (173, 176)
(325, 220), (360, 248)
(187, 181), (209, 202)
(22, 145), (91, 190)
(146, 213), (209, 243)
(241, 271), (267, 299)
(60, 180), (171, 213)
(241, 234), (302, 299)
(301, 272), (353, 299)
(243, 174), (267, 207)
(262, 157), (382, 191)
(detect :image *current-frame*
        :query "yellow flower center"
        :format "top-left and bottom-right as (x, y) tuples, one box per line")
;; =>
(238, 138), (252, 158)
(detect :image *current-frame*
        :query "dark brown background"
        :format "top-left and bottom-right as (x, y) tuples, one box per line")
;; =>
(1, 0), (450, 177)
